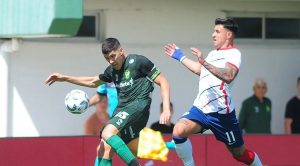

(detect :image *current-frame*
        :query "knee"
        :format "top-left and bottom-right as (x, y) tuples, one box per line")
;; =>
(172, 124), (189, 144)
(101, 127), (113, 140)
(101, 124), (118, 141)
(172, 123), (186, 137)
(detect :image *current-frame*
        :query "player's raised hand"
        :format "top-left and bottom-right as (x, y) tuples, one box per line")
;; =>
(164, 43), (176, 57)
(45, 73), (65, 86)
(191, 47), (205, 64)
(159, 109), (171, 125)
(164, 43), (186, 62)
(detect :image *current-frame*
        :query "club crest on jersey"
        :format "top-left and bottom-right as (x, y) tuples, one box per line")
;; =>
(124, 69), (131, 80)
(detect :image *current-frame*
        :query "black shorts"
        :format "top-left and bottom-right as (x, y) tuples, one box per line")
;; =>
(108, 99), (151, 144)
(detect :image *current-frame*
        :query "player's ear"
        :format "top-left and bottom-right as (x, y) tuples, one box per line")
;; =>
(119, 47), (126, 57)
(227, 31), (233, 39)
(119, 47), (124, 53)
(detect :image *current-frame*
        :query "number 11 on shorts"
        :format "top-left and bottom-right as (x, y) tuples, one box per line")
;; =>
(225, 131), (236, 145)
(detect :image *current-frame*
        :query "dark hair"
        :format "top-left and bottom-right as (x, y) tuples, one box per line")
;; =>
(215, 18), (238, 35)
(297, 77), (300, 84)
(102, 38), (121, 55)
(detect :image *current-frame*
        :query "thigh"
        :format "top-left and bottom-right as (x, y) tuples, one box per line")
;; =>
(101, 124), (120, 140)
(174, 106), (209, 137)
(208, 111), (244, 148)
(108, 99), (151, 144)
(120, 109), (150, 144)
(173, 118), (202, 137)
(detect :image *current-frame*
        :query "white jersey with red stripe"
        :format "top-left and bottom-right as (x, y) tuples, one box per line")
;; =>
(193, 47), (241, 114)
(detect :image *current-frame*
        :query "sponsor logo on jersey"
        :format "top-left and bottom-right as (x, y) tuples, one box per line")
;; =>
(119, 78), (134, 88)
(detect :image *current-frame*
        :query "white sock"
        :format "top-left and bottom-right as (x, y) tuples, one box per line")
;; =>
(249, 152), (263, 166)
(175, 138), (195, 166)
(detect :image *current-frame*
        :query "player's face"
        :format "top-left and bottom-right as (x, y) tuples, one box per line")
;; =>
(212, 25), (231, 49)
(104, 48), (125, 70)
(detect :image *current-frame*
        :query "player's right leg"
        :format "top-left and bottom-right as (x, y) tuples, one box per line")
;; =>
(172, 106), (206, 166)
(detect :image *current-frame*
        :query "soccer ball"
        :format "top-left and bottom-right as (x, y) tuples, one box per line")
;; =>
(64, 89), (89, 114)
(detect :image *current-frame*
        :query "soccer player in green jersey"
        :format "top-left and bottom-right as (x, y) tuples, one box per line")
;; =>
(45, 38), (172, 166)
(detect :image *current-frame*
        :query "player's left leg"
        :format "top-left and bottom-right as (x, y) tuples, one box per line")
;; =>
(172, 106), (206, 166)
(173, 118), (201, 166)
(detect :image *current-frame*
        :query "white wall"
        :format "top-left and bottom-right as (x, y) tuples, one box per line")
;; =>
(2, 0), (300, 137)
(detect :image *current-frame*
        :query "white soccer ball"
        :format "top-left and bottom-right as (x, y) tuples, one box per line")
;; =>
(64, 89), (89, 114)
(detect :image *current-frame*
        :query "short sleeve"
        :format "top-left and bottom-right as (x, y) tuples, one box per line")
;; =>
(99, 66), (113, 83)
(97, 84), (107, 95)
(226, 49), (241, 70)
(137, 55), (161, 81)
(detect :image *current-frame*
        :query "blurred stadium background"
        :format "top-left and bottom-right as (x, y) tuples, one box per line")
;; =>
(0, 0), (300, 165)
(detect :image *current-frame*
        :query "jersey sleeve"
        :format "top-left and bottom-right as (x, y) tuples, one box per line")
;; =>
(99, 66), (113, 83)
(97, 84), (107, 95)
(137, 55), (161, 81)
(226, 49), (241, 70)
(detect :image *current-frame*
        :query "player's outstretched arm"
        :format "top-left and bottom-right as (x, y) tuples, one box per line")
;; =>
(154, 73), (171, 125)
(45, 73), (104, 88)
(164, 43), (201, 75)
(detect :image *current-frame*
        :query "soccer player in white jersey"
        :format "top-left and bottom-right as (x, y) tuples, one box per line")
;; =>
(164, 18), (263, 166)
